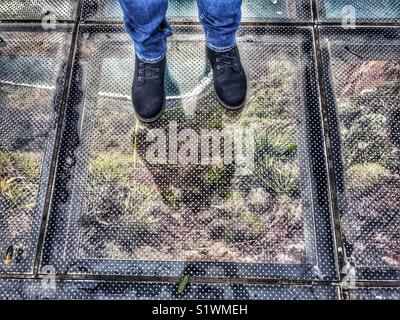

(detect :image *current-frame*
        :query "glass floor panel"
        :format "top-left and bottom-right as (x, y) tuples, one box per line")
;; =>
(0, 0), (78, 21)
(1, 0), (399, 302)
(82, 0), (313, 23)
(319, 27), (400, 280)
(41, 25), (337, 280)
(0, 25), (72, 273)
(317, 0), (400, 23)
(0, 279), (340, 300)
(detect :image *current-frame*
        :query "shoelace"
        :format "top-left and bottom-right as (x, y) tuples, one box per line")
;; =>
(216, 53), (238, 70)
(138, 63), (160, 81)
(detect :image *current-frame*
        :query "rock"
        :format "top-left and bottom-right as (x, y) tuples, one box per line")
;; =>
(210, 225), (225, 240)
(338, 61), (400, 98)
(382, 256), (400, 267)
(247, 188), (274, 214)
(347, 163), (390, 192)
(345, 176), (400, 267)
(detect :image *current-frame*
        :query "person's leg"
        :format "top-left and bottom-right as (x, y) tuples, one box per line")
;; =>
(119, 0), (172, 63)
(198, 0), (247, 110)
(119, 0), (171, 122)
(197, 0), (242, 53)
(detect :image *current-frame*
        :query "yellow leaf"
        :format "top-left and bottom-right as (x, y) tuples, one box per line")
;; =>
(6, 177), (16, 184)
(23, 203), (36, 210)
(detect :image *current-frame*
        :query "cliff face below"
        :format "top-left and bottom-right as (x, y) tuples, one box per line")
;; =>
(337, 60), (400, 98)
(333, 58), (400, 269)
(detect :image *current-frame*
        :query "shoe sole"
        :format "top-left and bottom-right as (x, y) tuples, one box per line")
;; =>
(133, 100), (166, 124)
(215, 88), (247, 111)
(134, 86), (245, 122)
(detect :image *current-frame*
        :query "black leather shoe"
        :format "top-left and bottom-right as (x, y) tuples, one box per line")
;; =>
(132, 56), (166, 123)
(206, 45), (247, 110)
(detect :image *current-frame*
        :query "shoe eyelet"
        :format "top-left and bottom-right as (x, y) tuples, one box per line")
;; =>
(217, 65), (221, 70)
(139, 70), (142, 74)
(138, 77), (142, 81)
(216, 58), (220, 62)
(156, 68), (160, 72)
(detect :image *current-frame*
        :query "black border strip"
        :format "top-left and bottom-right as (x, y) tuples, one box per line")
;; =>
(1, 0), (399, 299)
(0, 278), (341, 300)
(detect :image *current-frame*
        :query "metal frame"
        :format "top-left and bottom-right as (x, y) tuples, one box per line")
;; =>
(0, 278), (340, 300)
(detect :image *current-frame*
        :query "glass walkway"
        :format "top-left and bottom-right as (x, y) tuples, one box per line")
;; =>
(0, 0), (399, 300)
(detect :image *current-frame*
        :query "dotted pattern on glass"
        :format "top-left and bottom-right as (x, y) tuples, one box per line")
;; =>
(349, 287), (400, 300)
(0, 0), (78, 21)
(40, 25), (336, 280)
(82, 0), (313, 23)
(319, 27), (400, 280)
(317, 0), (400, 23)
(0, 27), (71, 273)
(0, 279), (340, 300)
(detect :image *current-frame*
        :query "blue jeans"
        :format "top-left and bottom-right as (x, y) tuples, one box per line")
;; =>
(119, 0), (243, 63)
